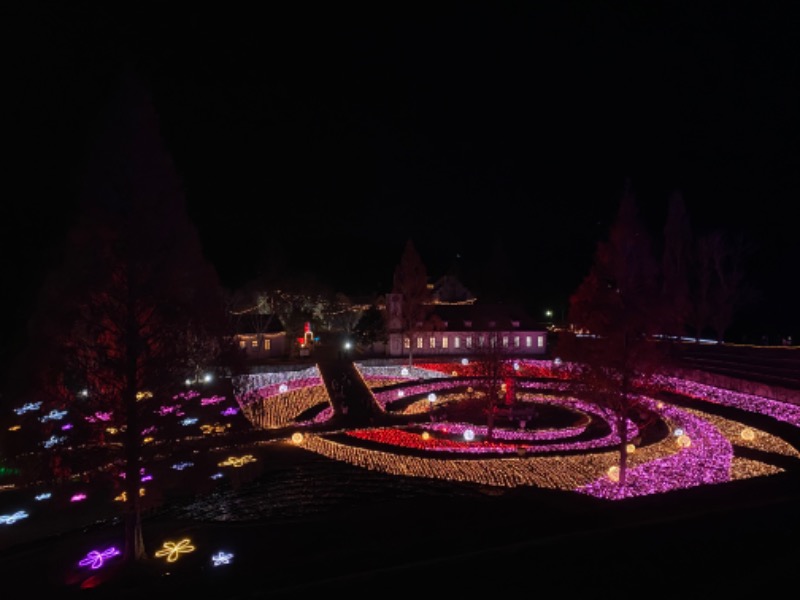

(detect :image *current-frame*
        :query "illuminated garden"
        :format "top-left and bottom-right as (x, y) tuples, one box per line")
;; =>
(2, 356), (800, 592)
(235, 359), (800, 501)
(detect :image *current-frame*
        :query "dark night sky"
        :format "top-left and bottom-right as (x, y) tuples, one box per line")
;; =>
(4, 2), (800, 347)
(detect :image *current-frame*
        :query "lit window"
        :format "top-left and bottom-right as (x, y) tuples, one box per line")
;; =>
(514, 336), (520, 347)
(251, 340), (258, 348)
(466, 336), (472, 348)
(502, 336), (509, 347)
(479, 335), (486, 347)
(454, 337), (460, 349)
(264, 339), (271, 350)
(404, 337), (410, 349)
(538, 336), (545, 348)
(239, 340), (246, 349)
(442, 337), (449, 349)
(429, 337), (435, 348)
(526, 336), (532, 347)
(416, 337), (423, 349)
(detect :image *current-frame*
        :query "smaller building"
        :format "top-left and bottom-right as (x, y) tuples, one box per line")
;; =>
(230, 312), (289, 361)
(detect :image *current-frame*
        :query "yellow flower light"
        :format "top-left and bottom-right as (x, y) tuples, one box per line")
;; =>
(217, 454), (257, 468)
(291, 432), (304, 444)
(741, 428), (756, 441)
(155, 538), (196, 563)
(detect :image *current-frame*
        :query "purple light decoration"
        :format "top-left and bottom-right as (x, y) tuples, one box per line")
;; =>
(70, 493), (87, 502)
(201, 395), (226, 406)
(173, 389), (200, 401)
(221, 407), (238, 416)
(61, 423), (73, 430)
(86, 411), (112, 423)
(78, 546), (121, 569)
(576, 397), (733, 499)
(156, 405), (179, 416)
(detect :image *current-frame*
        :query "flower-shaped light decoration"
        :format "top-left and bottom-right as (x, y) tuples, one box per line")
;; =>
(0, 510), (28, 525)
(155, 538), (196, 563)
(78, 547), (121, 570)
(211, 551), (234, 566)
(171, 461), (194, 471)
(217, 454), (257, 468)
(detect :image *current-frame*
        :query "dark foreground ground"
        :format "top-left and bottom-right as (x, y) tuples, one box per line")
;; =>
(2, 441), (800, 599)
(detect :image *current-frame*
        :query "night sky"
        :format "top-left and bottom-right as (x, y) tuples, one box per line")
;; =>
(5, 2), (800, 348)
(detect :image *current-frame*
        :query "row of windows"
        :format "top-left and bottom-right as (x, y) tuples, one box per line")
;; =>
(403, 334), (543, 350)
(239, 339), (271, 350)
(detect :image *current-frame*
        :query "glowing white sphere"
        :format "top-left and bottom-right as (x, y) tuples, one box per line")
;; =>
(203, 373), (213, 383)
(553, 357), (562, 366)
(427, 393), (436, 403)
(279, 384), (288, 393)
(673, 428), (684, 437)
(401, 367), (409, 376)
(398, 390), (405, 398)
(463, 428), (475, 441)
(513, 361), (520, 370)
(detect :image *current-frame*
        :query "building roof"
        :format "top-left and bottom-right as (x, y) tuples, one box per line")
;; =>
(231, 313), (286, 335)
(427, 302), (544, 332)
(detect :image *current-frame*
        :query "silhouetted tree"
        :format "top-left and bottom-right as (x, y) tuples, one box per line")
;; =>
(392, 239), (432, 365)
(354, 302), (388, 355)
(705, 229), (756, 343)
(661, 190), (693, 339)
(556, 181), (669, 487)
(22, 70), (230, 566)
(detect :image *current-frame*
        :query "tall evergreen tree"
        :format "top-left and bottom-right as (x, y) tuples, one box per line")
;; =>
(23, 69), (230, 566)
(661, 190), (693, 339)
(391, 239), (431, 366)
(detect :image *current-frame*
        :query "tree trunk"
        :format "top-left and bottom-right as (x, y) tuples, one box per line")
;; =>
(618, 412), (628, 488)
(123, 385), (147, 562)
(123, 277), (147, 563)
